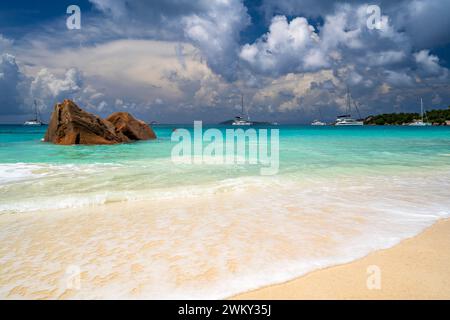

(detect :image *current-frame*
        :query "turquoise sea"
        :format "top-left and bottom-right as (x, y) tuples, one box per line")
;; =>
(1, 124), (450, 210)
(1, 124), (450, 298)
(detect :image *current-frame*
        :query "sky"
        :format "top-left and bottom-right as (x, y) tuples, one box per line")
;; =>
(1, 0), (450, 124)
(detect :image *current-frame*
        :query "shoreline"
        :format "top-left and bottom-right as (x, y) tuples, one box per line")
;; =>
(231, 218), (450, 300)
(1, 192), (449, 299)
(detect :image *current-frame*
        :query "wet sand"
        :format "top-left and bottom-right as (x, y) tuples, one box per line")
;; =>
(1, 195), (449, 300)
(232, 218), (450, 299)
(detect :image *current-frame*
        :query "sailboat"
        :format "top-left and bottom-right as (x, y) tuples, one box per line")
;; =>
(232, 94), (252, 126)
(335, 88), (364, 126)
(311, 120), (327, 126)
(24, 100), (44, 126)
(409, 98), (431, 126)
(311, 106), (327, 125)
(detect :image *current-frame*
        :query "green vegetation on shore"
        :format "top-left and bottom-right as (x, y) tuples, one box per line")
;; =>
(364, 107), (450, 125)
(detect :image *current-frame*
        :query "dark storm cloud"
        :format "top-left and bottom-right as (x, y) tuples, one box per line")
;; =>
(261, 0), (450, 48)
(1, 0), (450, 123)
(89, 0), (250, 80)
(0, 54), (28, 115)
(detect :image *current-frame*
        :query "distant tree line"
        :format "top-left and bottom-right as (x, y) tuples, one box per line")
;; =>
(364, 106), (450, 125)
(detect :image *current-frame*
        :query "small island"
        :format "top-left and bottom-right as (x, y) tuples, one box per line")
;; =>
(364, 106), (450, 126)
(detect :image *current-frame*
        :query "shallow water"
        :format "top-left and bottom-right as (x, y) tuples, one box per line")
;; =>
(0, 124), (449, 298)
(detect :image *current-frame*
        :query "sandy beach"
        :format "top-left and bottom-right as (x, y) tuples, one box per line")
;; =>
(1, 192), (449, 299)
(232, 218), (450, 300)
(2, 0), (450, 304)
(2, 127), (450, 300)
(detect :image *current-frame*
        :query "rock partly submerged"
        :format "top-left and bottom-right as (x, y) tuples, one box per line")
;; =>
(106, 112), (156, 141)
(44, 99), (156, 145)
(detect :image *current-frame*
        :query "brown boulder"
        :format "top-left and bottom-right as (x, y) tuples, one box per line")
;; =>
(44, 100), (156, 145)
(106, 112), (156, 141)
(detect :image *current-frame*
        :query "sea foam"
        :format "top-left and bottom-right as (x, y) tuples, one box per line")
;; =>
(0, 168), (449, 299)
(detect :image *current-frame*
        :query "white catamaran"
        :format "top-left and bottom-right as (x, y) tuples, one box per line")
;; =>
(232, 94), (252, 126)
(335, 88), (364, 126)
(24, 100), (44, 126)
(409, 98), (431, 126)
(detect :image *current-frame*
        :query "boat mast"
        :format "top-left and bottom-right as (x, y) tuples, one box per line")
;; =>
(34, 100), (39, 121)
(346, 86), (351, 115)
(353, 101), (362, 120)
(420, 98), (424, 122)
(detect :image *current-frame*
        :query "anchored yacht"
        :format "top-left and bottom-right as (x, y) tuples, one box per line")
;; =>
(335, 115), (364, 126)
(409, 98), (431, 126)
(232, 94), (252, 126)
(335, 88), (364, 126)
(311, 120), (327, 126)
(24, 100), (44, 126)
(311, 106), (327, 126)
